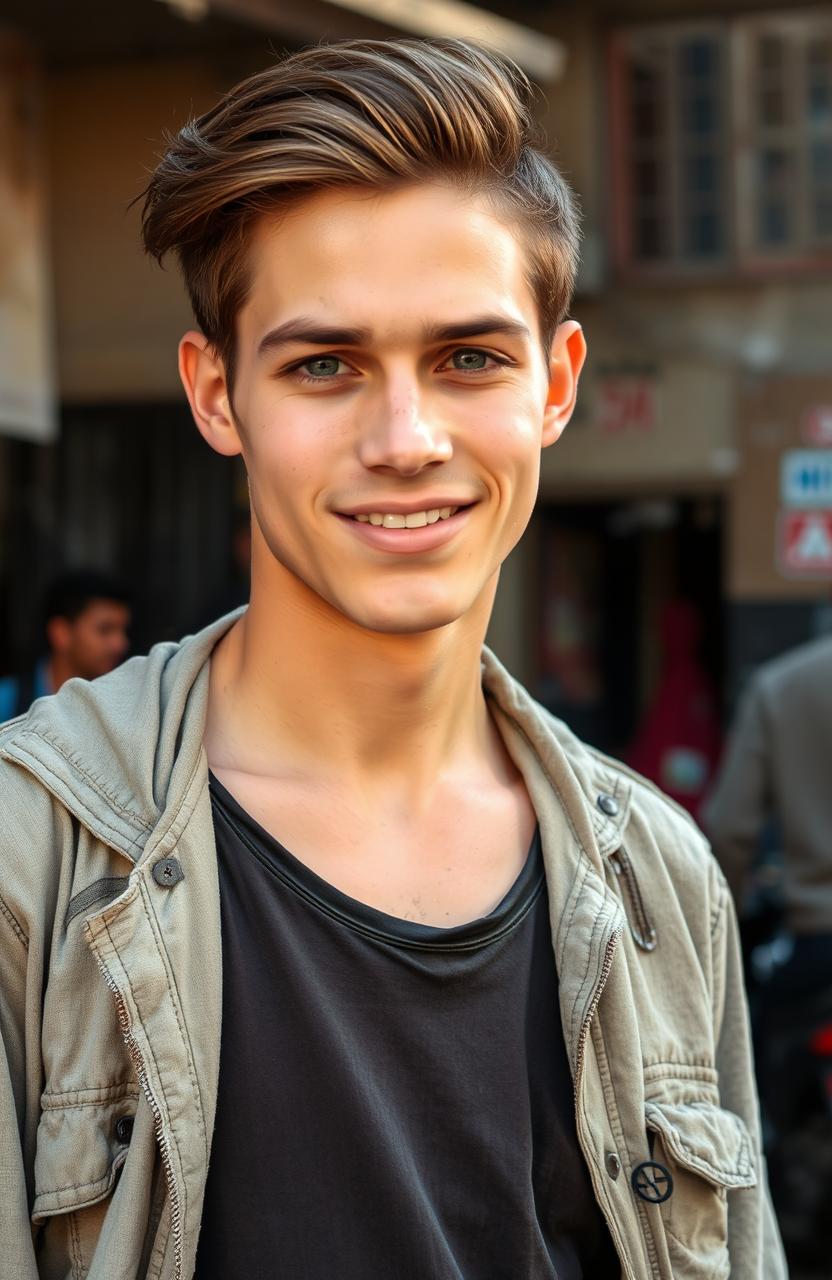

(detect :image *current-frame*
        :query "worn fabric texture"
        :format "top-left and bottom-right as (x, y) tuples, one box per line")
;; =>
(704, 632), (832, 934)
(0, 609), (786, 1279)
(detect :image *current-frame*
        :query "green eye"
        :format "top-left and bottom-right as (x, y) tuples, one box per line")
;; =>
(303, 357), (343, 378)
(451, 350), (489, 371)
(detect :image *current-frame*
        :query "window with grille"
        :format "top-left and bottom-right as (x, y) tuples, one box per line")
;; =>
(611, 11), (832, 273)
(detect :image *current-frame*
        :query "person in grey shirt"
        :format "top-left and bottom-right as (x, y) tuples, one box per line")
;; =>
(704, 632), (832, 989)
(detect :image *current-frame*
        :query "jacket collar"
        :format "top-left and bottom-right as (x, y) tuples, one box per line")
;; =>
(0, 612), (631, 866)
(480, 647), (632, 862)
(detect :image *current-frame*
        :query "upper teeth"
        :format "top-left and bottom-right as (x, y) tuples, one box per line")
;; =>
(353, 507), (458, 528)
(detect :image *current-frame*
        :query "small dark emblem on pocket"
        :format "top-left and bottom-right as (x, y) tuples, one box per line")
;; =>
(632, 1160), (673, 1203)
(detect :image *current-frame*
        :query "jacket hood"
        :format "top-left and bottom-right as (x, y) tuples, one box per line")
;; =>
(0, 608), (634, 867)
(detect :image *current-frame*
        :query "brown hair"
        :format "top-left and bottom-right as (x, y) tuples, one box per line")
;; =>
(141, 38), (580, 394)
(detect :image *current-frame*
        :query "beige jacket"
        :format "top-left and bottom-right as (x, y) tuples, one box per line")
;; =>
(705, 633), (832, 934)
(0, 612), (786, 1279)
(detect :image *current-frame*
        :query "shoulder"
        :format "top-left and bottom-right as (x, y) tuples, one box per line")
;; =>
(753, 633), (832, 699)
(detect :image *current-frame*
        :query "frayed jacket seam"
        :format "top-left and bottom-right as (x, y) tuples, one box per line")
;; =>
(41, 1092), (140, 1111)
(4, 747), (146, 856)
(0, 891), (28, 950)
(14, 730), (153, 830)
(38, 1170), (120, 1198)
(43, 1083), (136, 1101)
(642, 1059), (711, 1080)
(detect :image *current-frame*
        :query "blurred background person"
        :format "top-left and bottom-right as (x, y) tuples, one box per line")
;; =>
(0, 568), (131, 719)
(705, 629), (832, 991)
(704, 627), (832, 1271)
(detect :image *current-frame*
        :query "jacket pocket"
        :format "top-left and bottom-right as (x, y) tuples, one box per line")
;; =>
(31, 1093), (137, 1279)
(644, 1099), (757, 1280)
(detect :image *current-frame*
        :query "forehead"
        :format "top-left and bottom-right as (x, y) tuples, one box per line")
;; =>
(240, 182), (539, 343)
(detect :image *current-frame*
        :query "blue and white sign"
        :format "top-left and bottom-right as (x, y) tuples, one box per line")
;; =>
(781, 451), (832, 509)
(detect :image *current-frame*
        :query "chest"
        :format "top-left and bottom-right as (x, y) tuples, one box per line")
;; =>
(197, 818), (622, 1278)
(208, 768), (537, 926)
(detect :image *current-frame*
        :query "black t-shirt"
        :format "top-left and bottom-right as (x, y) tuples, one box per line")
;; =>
(194, 774), (621, 1279)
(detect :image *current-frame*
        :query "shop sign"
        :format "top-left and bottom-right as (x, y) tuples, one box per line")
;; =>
(777, 511), (832, 576)
(596, 376), (659, 436)
(780, 450), (832, 509)
(803, 406), (832, 446)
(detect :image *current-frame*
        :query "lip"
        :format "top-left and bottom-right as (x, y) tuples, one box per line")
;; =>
(336, 505), (474, 554)
(336, 498), (477, 517)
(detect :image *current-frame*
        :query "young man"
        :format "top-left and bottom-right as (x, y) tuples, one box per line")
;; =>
(0, 38), (785, 1280)
(0, 569), (132, 719)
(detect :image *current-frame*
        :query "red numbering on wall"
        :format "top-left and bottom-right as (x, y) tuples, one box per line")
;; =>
(597, 377), (659, 436)
(803, 406), (832, 447)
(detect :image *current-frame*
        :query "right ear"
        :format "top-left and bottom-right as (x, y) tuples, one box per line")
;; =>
(178, 330), (243, 457)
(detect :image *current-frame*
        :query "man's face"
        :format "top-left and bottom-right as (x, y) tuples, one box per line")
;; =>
(50, 600), (131, 680)
(187, 182), (584, 635)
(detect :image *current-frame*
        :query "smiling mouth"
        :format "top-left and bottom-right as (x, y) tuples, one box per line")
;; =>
(349, 506), (462, 528)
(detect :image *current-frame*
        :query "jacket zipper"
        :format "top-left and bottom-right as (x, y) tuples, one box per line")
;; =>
(574, 925), (620, 1095)
(573, 924), (661, 1280)
(92, 953), (183, 1280)
(609, 848), (657, 952)
(573, 927), (640, 1279)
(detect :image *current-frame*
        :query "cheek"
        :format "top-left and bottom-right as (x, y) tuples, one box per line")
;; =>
(244, 396), (346, 495)
(76, 629), (96, 655)
(244, 429), (307, 507)
(473, 397), (545, 488)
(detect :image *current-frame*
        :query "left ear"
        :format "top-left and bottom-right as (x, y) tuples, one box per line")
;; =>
(46, 616), (72, 657)
(541, 320), (587, 448)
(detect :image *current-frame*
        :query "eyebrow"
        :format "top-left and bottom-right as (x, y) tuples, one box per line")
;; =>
(256, 313), (532, 358)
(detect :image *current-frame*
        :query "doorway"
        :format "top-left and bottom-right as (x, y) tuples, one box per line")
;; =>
(535, 494), (724, 760)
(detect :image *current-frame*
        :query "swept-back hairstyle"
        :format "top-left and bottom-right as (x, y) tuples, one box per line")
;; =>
(141, 38), (580, 391)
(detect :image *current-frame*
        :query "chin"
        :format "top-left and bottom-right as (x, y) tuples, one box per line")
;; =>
(347, 596), (468, 637)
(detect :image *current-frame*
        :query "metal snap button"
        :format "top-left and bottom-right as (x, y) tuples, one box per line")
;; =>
(631, 1159), (673, 1203)
(152, 857), (184, 889)
(605, 1151), (621, 1180)
(115, 1115), (134, 1145)
(597, 793), (619, 817)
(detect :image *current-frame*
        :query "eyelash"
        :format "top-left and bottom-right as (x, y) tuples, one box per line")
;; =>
(286, 347), (512, 385)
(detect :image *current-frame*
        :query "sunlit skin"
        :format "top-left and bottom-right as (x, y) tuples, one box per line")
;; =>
(46, 600), (131, 689)
(181, 182), (586, 924)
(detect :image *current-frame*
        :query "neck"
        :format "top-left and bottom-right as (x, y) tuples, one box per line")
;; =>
(205, 569), (499, 801)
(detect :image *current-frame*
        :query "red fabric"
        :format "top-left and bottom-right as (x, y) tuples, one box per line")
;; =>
(627, 601), (722, 820)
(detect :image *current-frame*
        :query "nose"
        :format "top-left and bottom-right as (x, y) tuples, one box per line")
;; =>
(358, 378), (452, 475)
